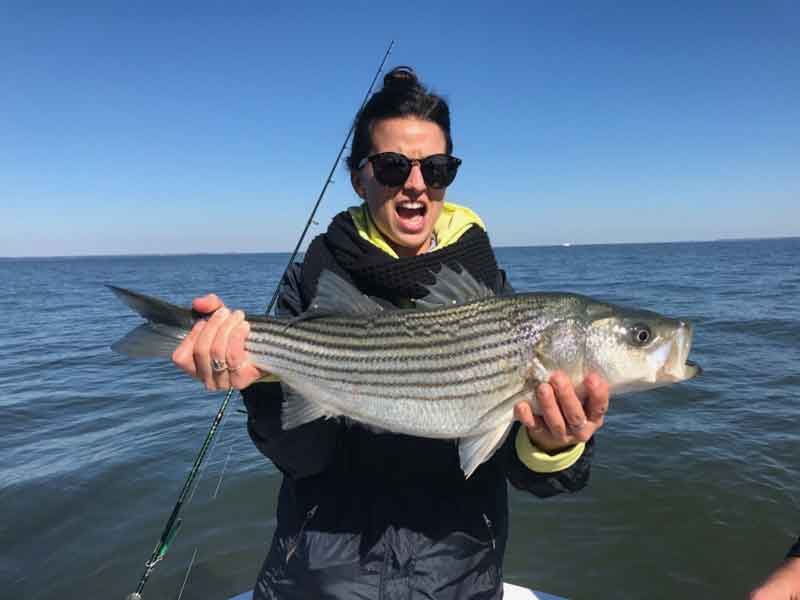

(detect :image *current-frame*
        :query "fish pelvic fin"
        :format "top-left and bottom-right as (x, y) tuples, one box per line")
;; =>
(459, 422), (514, 479)
(458, 382), (540, 478)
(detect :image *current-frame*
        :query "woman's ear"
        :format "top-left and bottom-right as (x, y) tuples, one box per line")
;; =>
(350, 170), (367, 200)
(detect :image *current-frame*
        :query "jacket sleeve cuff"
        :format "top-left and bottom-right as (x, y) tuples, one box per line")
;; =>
(515, 426), (585, 473)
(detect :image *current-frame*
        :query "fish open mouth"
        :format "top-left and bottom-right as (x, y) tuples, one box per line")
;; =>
(685, 359), (702, 378)
(656, 324), (701, 382)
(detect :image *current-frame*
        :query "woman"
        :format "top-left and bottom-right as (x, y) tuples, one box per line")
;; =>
(750, 539), (800, 600)
(173, 67), (610, 599)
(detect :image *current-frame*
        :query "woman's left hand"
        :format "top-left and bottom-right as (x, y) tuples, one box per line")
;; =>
(750, 557), (800, 600)
(513, 371), (609, 453)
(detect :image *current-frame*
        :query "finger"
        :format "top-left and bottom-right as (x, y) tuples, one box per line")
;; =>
(514, 401), (537, 429)
(192, 293), (224, 315)
(536, 382), (569, 444)
(194, 307), (230, 390)
(172, 320), (206, 377)
(210, 309), (244, 390)
(514, 405), (548, 447)
(550, 372), (588, 433)
(227, 320), (262, 389)
(584, 372), (610, 423)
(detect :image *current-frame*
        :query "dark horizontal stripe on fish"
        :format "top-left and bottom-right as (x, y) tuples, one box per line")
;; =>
(248, 319), (518, 355)
(247, 341), (522, 383)
(251, 300), (517, 333)
(262, 355), (520, 391)
(273, 362), (525, 403)
(247, 330), (520, 367)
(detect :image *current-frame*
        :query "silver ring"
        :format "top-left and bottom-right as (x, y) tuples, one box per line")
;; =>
(211, 358), (228, 372)
(227, 362), (244, 373)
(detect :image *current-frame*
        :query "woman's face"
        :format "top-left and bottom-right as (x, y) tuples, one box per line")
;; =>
(351, 117), (448, 257)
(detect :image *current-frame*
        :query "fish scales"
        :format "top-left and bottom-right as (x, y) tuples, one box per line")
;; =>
(245, 297), (525, 391)
(245, 324), (515, 378)
(242, 298), (530, 435)
(251, 302), (511, 351)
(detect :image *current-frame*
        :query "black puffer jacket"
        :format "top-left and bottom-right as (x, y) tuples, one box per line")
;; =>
(243, 215), (594, 599)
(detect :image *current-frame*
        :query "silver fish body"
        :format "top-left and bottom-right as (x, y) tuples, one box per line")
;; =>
(110, 267), (700, 476)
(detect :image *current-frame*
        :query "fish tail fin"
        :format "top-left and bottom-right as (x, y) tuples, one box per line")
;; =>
(109, 286), (196, 359)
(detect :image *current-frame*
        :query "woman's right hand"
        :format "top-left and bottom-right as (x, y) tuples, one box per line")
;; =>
(171, 294), (263, 390)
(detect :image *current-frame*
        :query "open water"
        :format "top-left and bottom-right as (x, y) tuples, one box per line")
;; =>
(1, 238), (798, 600)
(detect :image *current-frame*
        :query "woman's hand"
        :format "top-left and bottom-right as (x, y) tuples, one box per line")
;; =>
(171, 294), (263, 390)
(750, 558), (800, 600)
(514, 371), (609, 452)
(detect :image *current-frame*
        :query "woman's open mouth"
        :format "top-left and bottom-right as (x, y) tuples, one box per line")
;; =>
(395, 201), (427, 234)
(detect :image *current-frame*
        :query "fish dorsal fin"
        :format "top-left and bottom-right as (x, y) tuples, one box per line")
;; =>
(414, 263), (495, 310)
(302, 270), (385, 319)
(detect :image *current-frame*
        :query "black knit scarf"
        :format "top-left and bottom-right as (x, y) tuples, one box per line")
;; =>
(298, 210), (500, 308)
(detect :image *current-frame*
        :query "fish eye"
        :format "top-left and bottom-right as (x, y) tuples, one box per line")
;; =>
(631, 324), (652, 346)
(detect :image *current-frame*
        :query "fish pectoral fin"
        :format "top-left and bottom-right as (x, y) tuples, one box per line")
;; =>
(280, 385), (336, 430)
(111, 323), (187, 359)
(458, 422), (514, 479)
(414, 263), (495, 310)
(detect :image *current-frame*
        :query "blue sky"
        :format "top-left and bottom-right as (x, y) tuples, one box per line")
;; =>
(1, 1), (798, 256)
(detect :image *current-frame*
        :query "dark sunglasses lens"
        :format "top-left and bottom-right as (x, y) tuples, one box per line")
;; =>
(422, 155), (460, 188)
(372, 153), (411, 186)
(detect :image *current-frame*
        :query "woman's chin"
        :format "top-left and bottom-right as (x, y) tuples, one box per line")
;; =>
(390, 229), (434, 256)
(394, 213), (427, 235)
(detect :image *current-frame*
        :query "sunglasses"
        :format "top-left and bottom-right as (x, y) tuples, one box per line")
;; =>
(357, 152), (462, 189)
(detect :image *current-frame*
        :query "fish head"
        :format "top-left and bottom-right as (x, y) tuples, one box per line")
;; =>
(584, 302), (701, 394)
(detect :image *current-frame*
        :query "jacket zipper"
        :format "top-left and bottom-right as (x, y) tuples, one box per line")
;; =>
(286, 505), (318, 563)
(482, 513), (496, 551)
(483, 513), (500, 588)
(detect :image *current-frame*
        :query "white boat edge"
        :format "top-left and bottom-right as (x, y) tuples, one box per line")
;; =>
(229, 582), (567, 600)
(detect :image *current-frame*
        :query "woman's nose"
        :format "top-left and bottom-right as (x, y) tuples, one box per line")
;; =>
(404, 162), (426, 191)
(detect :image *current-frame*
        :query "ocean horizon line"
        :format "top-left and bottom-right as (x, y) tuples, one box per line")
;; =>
(1, 235), (797, 260)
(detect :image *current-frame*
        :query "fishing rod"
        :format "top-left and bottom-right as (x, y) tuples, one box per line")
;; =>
(124, 40), (395, 600)
(266, 40), (395, 313)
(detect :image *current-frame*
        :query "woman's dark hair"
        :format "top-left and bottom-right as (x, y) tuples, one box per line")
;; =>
(346, 66), (453, 173)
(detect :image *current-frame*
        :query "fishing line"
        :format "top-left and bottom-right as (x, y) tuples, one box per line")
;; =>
(124, 39), (395, 600)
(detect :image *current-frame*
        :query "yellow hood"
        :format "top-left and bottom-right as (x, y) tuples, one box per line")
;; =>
(347, 202), (486, 259)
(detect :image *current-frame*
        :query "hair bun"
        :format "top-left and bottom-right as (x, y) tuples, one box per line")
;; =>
(383, 66), (419, 91)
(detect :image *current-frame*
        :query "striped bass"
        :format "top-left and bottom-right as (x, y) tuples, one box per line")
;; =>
(109, 266), (701, 477)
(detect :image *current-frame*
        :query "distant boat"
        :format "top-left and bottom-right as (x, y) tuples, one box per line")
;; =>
(561, 243), (572, 247)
